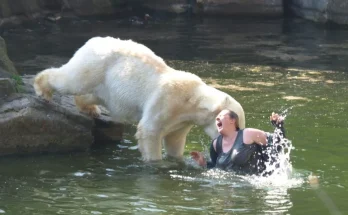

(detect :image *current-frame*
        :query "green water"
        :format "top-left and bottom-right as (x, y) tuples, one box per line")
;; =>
(1, 16), (348, 214)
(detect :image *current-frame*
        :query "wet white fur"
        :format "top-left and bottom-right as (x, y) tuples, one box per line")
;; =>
(33, 36), (245, 161)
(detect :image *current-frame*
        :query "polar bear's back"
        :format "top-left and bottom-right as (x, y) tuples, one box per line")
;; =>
(74, 37), (168, 73)
(71, 37), (197, 122)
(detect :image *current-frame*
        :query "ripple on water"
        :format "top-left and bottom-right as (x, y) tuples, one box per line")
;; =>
(73, 172), (92, 177)
(139, 207), (167, 213)
(96, 194), (109, 198)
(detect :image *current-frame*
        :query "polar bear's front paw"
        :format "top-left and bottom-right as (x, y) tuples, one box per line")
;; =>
(33, 72), (53, 101)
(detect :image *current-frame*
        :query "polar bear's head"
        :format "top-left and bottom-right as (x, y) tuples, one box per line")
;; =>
(199, 87), (245, 139)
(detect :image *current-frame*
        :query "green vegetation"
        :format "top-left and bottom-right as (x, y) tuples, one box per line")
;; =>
(11, 74), (24, 92)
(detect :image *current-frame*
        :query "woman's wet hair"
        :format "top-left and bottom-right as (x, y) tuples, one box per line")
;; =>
(227, 110), (240, 130)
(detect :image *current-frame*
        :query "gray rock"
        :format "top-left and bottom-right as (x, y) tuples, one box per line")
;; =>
(0, 36), (18, 75)
(0, 0), (134, 26)
(62, 0), (129, 16)
(0, 68), (12, 78)
(327, 0), (348, 24)
(0, 78), (17, 98)
(291, 0), (329, 23)
(0, 75), (124, 156)
(291, 0), (348, 25)
(142, 0), (191, 14)
(0, 0), (47, 27)
(0, 94), (94, 156)
(195, 0), (283, 17)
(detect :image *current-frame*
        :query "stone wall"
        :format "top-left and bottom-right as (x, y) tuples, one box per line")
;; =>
(290, 0), (348, 25)
(0, 36), (17, 76)
(2, 1), (348, 29)
(0, 0), (285, 27)
(195, 0), (283, 17)
(0, 0), (134, 18)
(0, 0), (134, 27)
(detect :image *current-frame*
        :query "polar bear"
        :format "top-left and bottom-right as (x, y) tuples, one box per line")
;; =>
(33, 36), (245, 161)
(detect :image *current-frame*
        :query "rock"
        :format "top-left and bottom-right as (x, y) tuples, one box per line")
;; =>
(327, 1), (348, 24)
(15, 55), (70, 74)
(0, 0), (40, 19)
(290, 0), (329, 23)
(142, 0), (192, 14)
(0, 94), (94, 156)
(290, 0), (348, 25)
(0, 69), (12, 79)
(0, 36), (17, 75)
(63, 0), (129, 16)
(0, 78), (17, 98)
(0, 75), (124, 156)
(195, 0), (283, 17)
(0, 0), (47, 27)
(93, 112), (124, 145)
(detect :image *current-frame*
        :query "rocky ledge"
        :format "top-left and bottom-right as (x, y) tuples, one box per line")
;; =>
(0, 75), (124, 156)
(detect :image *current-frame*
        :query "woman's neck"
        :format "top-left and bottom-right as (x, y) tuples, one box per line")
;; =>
(221, 130), (238, 152)
(223, 129), (238, 142)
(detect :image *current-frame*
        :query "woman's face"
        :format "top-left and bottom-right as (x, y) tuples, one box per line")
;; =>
(215, 110), (235, 134)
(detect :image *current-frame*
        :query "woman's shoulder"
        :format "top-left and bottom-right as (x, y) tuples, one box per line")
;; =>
(243, 128), (264, 133)
(242, 128), (266, 145)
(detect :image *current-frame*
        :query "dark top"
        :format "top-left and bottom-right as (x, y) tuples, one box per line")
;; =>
(207, 130), (265, 175)
(207, 121), (286, 175)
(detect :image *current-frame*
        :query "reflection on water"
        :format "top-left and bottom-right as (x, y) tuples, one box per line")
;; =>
(1, 16), (348, 214)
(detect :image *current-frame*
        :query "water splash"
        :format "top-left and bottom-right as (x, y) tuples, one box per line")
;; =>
(243, 111), (303, 188)
(261, 129), (293, 177)
(192, 110), (304, 189)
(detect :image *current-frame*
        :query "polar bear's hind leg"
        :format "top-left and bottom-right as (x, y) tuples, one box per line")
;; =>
(74, 94), (102, 118)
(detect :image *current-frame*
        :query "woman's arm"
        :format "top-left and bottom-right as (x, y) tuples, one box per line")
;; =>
(243, 112), (286, 146)
(191, 139), (218, 168)
(207, 139), (218, 168)
(243, 128), (268, 146)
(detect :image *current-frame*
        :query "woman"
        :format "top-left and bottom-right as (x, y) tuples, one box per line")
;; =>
(190, 109), (286, 175)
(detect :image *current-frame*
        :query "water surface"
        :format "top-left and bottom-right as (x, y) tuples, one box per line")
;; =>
(1, 16), (348, 214)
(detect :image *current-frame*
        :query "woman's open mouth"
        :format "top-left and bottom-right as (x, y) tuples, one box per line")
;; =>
(216, 121), (222, 129)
